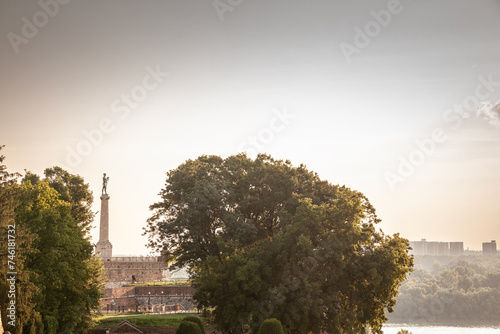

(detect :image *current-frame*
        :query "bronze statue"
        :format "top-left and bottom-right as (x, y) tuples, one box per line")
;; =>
(102, 173), (109, 195)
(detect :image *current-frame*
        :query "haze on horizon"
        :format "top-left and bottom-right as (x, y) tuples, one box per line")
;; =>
(1, 0), (500, 255)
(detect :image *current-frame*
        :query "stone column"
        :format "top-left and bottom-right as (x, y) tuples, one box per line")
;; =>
(96, 194), (113, 259)
(99, 194), (110, 241)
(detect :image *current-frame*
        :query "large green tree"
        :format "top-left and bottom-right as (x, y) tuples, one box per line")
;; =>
(1, 148), (104, 334)
(14, 177), (104, 333)
(145, 154), (335, 267)
(145, 154), (413, 333)
(0, 146), (44, 333)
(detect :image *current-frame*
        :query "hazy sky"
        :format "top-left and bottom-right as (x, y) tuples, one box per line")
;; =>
(2, 0), (500, 255)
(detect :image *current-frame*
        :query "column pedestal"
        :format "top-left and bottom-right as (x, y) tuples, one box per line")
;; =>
(96, 194), (113, 259)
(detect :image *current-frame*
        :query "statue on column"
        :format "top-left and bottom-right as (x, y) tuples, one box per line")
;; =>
(102, 173), (109, 195)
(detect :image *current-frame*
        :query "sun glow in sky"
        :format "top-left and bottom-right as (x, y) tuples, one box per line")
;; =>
(1, 0), (500, 255)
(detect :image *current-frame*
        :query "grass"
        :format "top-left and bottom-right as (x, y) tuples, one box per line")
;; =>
(92, 313), (206, 328)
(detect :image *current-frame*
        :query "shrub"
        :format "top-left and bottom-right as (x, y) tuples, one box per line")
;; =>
(183, 315), (205, 333)
(44, 316), (58, 334)
(397, 329), (412, 334)
(257, 318), (285, 334)
(175, 320), (202, 334)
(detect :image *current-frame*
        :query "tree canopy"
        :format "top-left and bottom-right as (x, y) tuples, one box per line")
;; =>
(144, 154), (413, 333)
(390, 257), (500, 325)
(24, 166), (95, 234)
(0, 146), (104, 334)
(0, 146), (43, 332)
(14, 180), (104, 333)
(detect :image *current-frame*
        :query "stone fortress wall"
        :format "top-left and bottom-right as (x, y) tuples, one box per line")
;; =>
(100, 285), (196, 313)
(99, 256), (195, 313)
(101, 256), (169, 289)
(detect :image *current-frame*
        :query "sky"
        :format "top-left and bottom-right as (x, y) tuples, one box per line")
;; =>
(1, 0), (500, 255)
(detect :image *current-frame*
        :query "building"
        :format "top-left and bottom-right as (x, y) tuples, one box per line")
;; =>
(410, 239), (428, 255)
(410, 239), (449, 256)
(482, 240), (497, 255)
(449, 242), (464, 256)
(109, 320), (143, 334)
(410, 239), (465, 256)
(99, 285), (196, 314)
(101, 256), (169, 288)
(427, 241), (449, 256)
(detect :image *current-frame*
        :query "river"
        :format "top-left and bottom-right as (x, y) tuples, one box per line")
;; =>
(383, 324), (500, 333)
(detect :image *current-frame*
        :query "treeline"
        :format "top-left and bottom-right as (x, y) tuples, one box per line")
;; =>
(0, 146), (104, 333)
(389, 257), (500, 325)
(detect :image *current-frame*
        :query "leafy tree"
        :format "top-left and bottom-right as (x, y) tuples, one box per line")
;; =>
(390, 258), (500, 324)
(176, 320), (202, 334)
(397, 329), (412, 334)
(145, 154), (413, 333)
(13, 179), (105, 333)
(2, 152), (104, 333)
(0, 146), (44, 333)
(257, 318), (284, 334)
(439, 269), (458, 290)
(194, 199), (412, 333)
(24, 167), (95, 234)
(145, 154), (337, 268)
(481, 269), (500, 289)
(183, 315), (205, 333)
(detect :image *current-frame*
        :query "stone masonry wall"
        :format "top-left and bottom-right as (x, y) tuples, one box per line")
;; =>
(100, 286), (196, 313)
(102, 259), (169, 288)
(98, 257), (193, 312)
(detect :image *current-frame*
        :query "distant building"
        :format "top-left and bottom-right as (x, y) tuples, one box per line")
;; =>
(482, 240), (497, 255)
(449, 242), (464, 256)
(410, 239), (428, 255)
(427, 241), (449, 255)
(410, 239), (465, 256)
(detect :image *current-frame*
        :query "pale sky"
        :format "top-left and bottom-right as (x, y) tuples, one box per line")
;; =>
(1, 0), (500, 255)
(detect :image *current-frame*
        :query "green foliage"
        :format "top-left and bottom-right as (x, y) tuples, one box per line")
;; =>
(0, 154), (106, 334)
(145, 154), (339, 268)
(44, 315), (58, 334)
(0, 146), (44, 333)
(145, 154), (414, 333)
(390, 258), (500, 324)
(183, 315), (205, 333)
(13, 179), (105, 332)
(24, 167), (95, 235)
(93, 313), (199, 328)
(257, 318), (285, 334)
(397, 329), (412, 334)
(176, 320), (202, 334)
